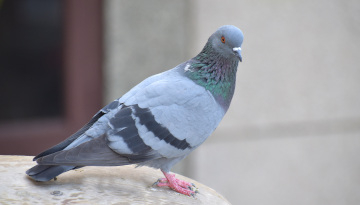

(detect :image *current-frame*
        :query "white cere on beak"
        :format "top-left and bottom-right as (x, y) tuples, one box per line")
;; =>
(232, 47), (241, 52)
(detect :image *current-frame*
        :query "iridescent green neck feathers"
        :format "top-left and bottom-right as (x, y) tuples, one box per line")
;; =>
(184, 43), (239, 111)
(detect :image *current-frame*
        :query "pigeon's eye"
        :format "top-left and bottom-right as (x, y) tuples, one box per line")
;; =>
(221, 36), (226, 43)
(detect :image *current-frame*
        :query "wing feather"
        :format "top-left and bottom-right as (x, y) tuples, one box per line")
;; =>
(36, 135), (156, 166)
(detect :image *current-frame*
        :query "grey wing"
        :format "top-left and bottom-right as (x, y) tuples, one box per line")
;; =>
(36, 135), (135, 166)
(105, 103), (195, 164)
(36, 104), (161, 166)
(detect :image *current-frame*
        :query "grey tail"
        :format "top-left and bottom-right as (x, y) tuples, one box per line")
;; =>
(26, 165), (78, 182)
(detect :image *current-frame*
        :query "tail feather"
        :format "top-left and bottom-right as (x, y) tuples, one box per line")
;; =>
(26, 165), (75, 182)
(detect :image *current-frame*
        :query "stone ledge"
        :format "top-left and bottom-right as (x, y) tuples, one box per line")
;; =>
(0, 155), (230, 205)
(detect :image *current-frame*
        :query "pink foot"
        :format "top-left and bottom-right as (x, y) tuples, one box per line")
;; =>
(154, 170), (198, 196)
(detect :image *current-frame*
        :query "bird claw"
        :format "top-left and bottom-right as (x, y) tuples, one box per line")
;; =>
(154, 171), (198, 196)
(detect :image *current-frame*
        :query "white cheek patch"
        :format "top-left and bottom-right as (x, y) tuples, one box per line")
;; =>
(233, 47), (241, 51)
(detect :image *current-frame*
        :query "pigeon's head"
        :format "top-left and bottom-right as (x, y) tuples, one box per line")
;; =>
(209, 25), (244, 62)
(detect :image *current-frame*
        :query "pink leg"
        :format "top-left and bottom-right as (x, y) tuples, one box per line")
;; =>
(154, 170), (197, 196)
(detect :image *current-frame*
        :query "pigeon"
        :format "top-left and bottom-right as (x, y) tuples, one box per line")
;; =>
(26, 25), (244, 196)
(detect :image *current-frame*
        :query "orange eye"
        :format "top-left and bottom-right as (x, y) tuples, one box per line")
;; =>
(221, 36), (226, 43)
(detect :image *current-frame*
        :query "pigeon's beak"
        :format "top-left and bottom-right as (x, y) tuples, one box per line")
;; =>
(233, 47), (242, 62)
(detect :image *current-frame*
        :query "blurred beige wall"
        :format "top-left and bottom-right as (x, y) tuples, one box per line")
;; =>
(104, 0), (360, 204)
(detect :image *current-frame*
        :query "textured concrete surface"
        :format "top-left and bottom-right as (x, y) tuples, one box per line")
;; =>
(0, 156), (230, 205)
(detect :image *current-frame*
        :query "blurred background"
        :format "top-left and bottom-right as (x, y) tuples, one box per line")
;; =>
(0, 0), (359, 204)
